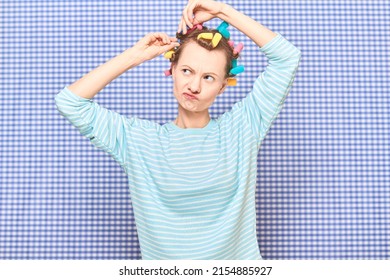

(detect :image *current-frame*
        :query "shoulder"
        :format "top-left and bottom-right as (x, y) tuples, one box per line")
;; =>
(215, 99), (245, 127)
(124, 116), (165, 137)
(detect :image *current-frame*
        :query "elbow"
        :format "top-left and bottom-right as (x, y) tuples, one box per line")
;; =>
(280, 45), (302, 66)
(288, 47), (302, 70)
(296, 45), (302, 58)
(54, 92), (68, 116)
(292, 47), (302, 62)
(54, 89), (77, 117)
(54, 86), (93, 115)
(54, 93), (63, 114)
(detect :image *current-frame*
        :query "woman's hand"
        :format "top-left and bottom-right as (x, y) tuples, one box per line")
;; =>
(133, 32), (180, 61)
(178, 0), (225, 34)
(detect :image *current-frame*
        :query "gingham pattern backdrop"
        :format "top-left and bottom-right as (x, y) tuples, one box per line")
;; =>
(0, 0), (389, 260)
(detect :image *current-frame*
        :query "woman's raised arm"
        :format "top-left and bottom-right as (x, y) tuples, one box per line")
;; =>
(178, 0), (278, 48)
(217, 3), (278, 48)
(67, 33), (180, 100)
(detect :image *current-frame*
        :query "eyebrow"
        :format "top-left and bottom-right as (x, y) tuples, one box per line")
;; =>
(181, 65), (220, 78)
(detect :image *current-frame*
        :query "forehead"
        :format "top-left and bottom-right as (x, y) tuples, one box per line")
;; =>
(178, 42), (227, 73)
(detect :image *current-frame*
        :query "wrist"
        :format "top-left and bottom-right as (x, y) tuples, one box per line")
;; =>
(217, 3), (231, 21)
(122, 46), (145, 70)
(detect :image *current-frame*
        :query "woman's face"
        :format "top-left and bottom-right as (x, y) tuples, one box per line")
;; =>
(171, 41), (228, 114)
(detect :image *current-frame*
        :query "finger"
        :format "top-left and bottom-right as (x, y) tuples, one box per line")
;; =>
(163, 41), (179, 52)
(178, 16), (184, 34)
(181, 17), (187, 34)
(152, 33), (162, 41)
(152, 33), (161, 44)
(163, 46), (175, 54)
(170, 40), (180, 47)
(164, 34), (177, 45)
(187, 0), (197, 24)
(182, 5), (193, 29)
(167, 36), (177, 44)
(163, 34), (170, 44)
(192, 16), (200, 25)
(158, 33), (166, 43)
(158, 33), (169, 44)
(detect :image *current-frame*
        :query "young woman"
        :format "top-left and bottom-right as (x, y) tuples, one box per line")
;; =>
(55, 0), (301, 260)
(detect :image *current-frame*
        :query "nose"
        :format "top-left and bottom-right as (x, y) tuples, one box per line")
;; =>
(187, 76), (201, 94)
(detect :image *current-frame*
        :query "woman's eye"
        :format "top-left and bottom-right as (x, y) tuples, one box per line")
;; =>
(182, 69), (214, 81)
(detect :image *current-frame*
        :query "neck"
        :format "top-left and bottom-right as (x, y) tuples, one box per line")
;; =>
(174, 114), (211, 129)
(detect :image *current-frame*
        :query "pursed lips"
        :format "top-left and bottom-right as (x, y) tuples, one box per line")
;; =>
(183, 92), (198, 100)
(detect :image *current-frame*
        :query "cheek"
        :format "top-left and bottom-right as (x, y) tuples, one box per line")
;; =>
(173, 80), (182, 95)
(173, 78), (188, 96)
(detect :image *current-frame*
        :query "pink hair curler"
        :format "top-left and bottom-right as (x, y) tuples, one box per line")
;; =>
(233, 42), (244, 55)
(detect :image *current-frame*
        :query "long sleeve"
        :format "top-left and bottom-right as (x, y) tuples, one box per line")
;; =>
(54, 86), (132, 170)
(241, 32), (301, 148)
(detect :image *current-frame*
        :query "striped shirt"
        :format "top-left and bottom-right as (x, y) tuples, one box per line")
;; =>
(54, 32), (301, 260)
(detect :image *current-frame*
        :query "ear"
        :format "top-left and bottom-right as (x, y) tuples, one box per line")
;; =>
(170, 63), (176, 79)
(218, 80), (228, 96)
(171, 63), (176, 72)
